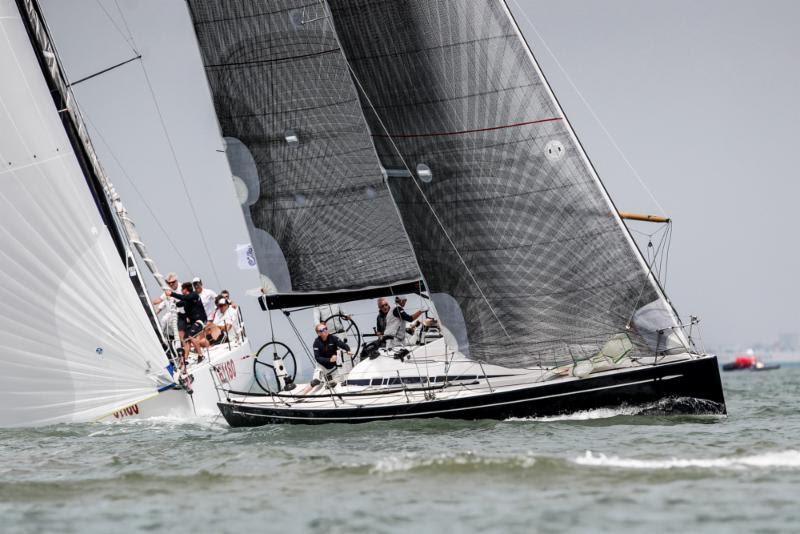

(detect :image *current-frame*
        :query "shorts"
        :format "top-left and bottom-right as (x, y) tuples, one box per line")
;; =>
(177, 316), (187, 332)
(186, 321), (204, 338)
(208, 332), (226, 345)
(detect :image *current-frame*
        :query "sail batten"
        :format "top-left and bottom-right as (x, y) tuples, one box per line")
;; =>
(327, 0), (688, 367)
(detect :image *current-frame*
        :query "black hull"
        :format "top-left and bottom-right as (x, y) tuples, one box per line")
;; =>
(218, 355), (726, 427)
(722, 363), (780, 372)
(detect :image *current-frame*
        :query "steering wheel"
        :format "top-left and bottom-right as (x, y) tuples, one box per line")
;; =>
(253, 341), (297, 393)
(324, 313), (362, 359)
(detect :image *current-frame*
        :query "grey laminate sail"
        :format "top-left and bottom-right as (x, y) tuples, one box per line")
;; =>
(186, 0), (418, 293)
(327, 0), (689, 367)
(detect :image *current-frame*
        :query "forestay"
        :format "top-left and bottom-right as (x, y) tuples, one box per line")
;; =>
(327, 0), (689, 368)
(186, 0), (418, 293)
(0, 1), (172, 427)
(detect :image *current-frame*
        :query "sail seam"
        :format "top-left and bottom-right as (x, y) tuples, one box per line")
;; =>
(205, 47), (339, 69)
(372, 117), (562, 139)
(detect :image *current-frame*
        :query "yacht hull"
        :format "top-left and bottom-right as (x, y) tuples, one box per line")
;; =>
(218, 355), (725, 427)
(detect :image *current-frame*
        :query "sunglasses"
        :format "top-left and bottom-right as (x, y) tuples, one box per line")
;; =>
(317, 327), (328, 333)
(380, 304), (389, 309)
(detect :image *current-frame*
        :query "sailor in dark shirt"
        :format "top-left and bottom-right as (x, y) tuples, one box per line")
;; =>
(375, 298), (390, 337)
(166, 282), (209, 361)
(312, 323), (351, 370)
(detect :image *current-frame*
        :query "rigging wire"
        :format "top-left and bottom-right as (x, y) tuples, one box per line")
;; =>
(105, 4), (224, 288)
(82, 115), (193, 274)
(509, 0), (667, 216)
(93, 0), (138, 55)
(319, 0), (511, 341)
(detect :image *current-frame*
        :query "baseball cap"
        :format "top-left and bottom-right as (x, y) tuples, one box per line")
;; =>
(192, 277), (202, 284)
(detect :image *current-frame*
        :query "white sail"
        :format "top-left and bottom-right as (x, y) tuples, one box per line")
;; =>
(0, 0), (172, 427)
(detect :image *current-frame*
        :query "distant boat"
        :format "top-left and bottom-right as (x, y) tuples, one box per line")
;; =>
(722, 350), (780, 372)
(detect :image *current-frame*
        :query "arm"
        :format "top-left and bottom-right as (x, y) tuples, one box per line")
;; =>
(167, 291), (190, 302)
(312, 339), (329, 365)
(334, 335), (351, 353)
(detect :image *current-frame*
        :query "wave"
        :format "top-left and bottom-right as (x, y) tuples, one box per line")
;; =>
(506, 406), (645, 422)
(574, 450), (800, 470)
(364, 451), (538, 474)
(505, 397), (726, 423)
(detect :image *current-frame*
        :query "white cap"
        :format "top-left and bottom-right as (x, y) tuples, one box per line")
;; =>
(192, 277), (202, 284)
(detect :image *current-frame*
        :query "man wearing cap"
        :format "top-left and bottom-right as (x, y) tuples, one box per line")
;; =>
(385, 296), (425, 348)
(192, 277), (218, 319)
(152, 272), (185, 341)
(205, 295), (241, 344)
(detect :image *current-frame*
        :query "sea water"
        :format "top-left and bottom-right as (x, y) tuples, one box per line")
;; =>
(1, 367), (799, 533)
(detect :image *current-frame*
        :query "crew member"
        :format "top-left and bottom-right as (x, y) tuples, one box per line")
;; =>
(376, 298), (390, 338)
(385, 296), (426, 348)
(166, 282), (208, 361)
(192, 277), (218, 319)
(312, 322), (351, 371)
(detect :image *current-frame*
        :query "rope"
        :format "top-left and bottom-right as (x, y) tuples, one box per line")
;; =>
(108, 3), (223, 289)
(82, 115), (193, 274)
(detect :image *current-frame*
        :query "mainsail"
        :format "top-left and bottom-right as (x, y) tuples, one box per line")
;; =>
(187, 0), (419, 294)
(327, 0), (689, 367)
(0, 0), (172, 427)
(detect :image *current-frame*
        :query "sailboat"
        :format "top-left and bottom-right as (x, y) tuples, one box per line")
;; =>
(0, 0), (254, 426)
(185, 0), (725, 426)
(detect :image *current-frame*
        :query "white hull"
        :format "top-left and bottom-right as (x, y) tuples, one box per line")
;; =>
(95, 339), (256, 423)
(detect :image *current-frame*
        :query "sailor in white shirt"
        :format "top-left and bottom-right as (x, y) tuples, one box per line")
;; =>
(152, 272), (183, 338)
(205, 296), (241, 344)
(192, 277), (218, 319)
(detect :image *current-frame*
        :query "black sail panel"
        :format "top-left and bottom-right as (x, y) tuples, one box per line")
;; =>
(187, 0), (418, 292)
(328, 0), (686, 367)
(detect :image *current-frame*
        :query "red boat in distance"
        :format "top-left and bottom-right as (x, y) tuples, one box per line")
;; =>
(722, 350), (781, 372)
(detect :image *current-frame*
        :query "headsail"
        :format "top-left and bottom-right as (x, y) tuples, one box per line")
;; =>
(0, 0), (171, 427)
(186, 0), (419, 294)
(327, 0), (689, 367)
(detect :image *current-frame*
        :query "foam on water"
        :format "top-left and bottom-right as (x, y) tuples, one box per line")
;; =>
(574, 450), (800, 470)
(368, 451), (537, 474)
(506, 406), (644, 422)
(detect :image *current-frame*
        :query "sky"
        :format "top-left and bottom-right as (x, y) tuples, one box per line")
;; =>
(39, 0), (800, 352)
